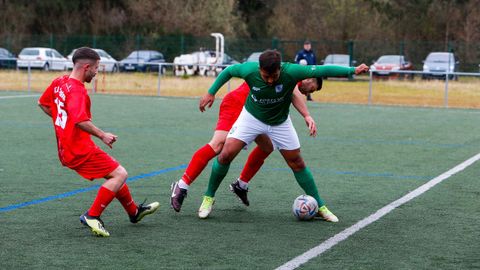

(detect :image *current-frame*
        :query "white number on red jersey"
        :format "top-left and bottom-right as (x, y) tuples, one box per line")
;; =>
(54, 98), (68, 129)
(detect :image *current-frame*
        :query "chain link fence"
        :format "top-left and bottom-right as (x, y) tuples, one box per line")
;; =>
(1, 34), (479, 72)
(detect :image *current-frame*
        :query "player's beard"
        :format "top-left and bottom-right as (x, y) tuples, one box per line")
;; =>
(85, 71), (96, 83)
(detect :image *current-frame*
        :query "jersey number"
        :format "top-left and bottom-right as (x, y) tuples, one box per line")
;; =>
(54, 98), (68, 129)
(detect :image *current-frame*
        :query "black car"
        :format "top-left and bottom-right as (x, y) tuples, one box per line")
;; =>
(119, 50), (166, 73)
(0, 48), (17, 69)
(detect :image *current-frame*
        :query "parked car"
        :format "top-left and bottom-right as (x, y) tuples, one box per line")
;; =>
(66, 48), (119, 72)
(370, 55), (414, 79)
(119, 50), (166, 73)
(173, 50), (238, 76)
(422, 52), (459, 80)
(321, 54), (356, 67)
(245, 52), (262, 62)
(17, 47), (68, 71)
(321, 54), (356, 79)
(0, 48), (17, 69)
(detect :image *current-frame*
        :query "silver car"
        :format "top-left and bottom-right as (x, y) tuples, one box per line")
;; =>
(17, 47), (68, 71)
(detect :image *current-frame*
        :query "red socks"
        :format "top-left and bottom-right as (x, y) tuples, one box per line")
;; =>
(240, 146), (271, 183)
(88, 186), (116, 217)
(115, 184), (138, 216)
(182, 144), (217, 185)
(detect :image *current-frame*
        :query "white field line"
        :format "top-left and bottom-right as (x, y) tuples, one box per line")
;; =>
(0, 94), (39, 99)
(276, 152), (480, 270)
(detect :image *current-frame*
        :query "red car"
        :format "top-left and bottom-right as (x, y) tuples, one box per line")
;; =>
(370, 55), (414, 79)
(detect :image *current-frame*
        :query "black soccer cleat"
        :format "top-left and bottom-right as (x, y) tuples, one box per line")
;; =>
(229, 180), (249, 206)
(129, 201), (160, 223)
(170, 181), (188, 212)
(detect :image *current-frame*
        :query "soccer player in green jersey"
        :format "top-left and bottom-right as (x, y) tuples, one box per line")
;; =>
(198, 50), (369, 221)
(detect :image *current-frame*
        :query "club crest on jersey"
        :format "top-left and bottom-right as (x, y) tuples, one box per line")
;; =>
(275, 84), (284, 93)
(252, 86), (261, 91)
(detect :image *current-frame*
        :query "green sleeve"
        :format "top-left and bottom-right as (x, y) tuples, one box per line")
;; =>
(287, 63), (355, 81)
(207, 63), (254, 95)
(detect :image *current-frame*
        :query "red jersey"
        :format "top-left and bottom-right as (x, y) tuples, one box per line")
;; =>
(215, 82), (250, 131)
(39, 75), (96, 168)
(223, 82), (250, 105)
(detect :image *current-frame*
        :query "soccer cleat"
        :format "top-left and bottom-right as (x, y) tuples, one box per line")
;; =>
(170, 181), (188, 212)
(129, 201), (160, 223)
(317, 205), (339, 222)
(80, 212), (110, 237)
(198, 196), (215, 219)
(229, 180), (249, 206)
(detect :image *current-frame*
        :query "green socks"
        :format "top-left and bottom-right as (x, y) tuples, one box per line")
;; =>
(293, 167), (325, 207)
(205, 158), (230, 197)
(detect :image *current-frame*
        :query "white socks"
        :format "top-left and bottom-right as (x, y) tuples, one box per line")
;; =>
(178, 179), (190, 190)
(237, 179), (249, 190)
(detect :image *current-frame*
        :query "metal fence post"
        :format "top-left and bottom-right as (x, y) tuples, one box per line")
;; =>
(92, 77), (96, 94)
(157, 64), (161, 96)
(444, 71), (449, 108)
(27, 61), (31, 92)
(368, 70), (372, 105)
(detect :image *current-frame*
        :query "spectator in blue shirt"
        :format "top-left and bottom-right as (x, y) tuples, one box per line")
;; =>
(294, 40), (316, 100)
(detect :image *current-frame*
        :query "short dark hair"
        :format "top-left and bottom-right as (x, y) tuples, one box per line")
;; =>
(304, 40), (311, 45)
(259, 50), (281, 74)
(72, 47), (100, 64)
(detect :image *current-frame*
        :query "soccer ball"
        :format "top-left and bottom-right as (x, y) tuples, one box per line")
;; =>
(292, 195), (318, 220)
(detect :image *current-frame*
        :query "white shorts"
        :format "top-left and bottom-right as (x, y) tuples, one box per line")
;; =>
(227, 108), (301, 151)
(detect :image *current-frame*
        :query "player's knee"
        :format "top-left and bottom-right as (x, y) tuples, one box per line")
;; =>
(218, 152), (233, 164)
(114, 165), (128, 181)
(209, 141), (224, 154)
(287, 157), (305, 171)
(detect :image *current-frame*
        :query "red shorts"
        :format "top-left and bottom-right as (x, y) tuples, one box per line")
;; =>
(215, 94), (244, 131)
(71, 147), (120, 180)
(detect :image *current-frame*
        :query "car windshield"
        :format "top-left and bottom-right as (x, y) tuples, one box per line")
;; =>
(246, 53), (261, 62)
(325, 55), (349, 64)
(150, 52), (163, 59)
(127, 51), (149, 60)
(377, 56), (401, 64)
(20, 49), (40, 56)
(426, 54), (452, 63)
(96, 50), (108, 58)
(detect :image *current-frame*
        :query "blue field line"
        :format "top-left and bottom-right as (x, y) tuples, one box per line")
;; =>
(0, 164), (186, 213)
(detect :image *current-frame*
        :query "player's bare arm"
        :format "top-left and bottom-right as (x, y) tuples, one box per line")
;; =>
(38, 104), (52, 117)
(77, 120), (117, 148)
(292, 88), (317, 137)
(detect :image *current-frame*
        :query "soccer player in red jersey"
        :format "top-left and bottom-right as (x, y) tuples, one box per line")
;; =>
(38, 47), (159, 237)
(170, 77), (322, 212)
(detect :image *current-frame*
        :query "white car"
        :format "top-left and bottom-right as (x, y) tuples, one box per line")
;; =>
(66, 48), (118, 72)
(17, 47), (68, 71)
(173, 50), (238, 76)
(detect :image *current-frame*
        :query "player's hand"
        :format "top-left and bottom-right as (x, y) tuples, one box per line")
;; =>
(304, 115), (317, 137)
(354, 64), (369, 75)
(199, 93), (215, 112)
(101, 132), (118, 148)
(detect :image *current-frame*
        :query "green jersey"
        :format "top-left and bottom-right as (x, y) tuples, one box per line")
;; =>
(208, 62), (354, 125)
